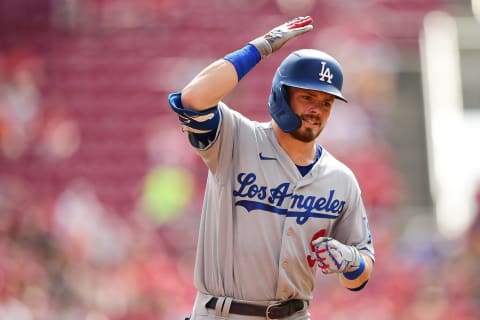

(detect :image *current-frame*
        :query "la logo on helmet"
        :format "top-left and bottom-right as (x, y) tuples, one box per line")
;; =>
(318, 61), (333, 84)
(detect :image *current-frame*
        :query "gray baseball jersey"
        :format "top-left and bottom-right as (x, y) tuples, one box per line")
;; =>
(190, 102), (374, 303)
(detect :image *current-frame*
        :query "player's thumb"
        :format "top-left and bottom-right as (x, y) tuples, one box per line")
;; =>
(286, 24), (313, 41)
(312, 236), (330, 247)
(295, 24), (314, 34)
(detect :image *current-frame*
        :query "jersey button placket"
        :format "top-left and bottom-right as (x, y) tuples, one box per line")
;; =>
(286, 227), (294, 236)
(275, 184), (297, 298)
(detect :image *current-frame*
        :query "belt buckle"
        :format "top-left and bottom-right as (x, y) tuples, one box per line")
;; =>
(266, 301), (283, 320)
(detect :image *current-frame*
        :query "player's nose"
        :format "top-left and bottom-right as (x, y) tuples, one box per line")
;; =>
(306, 103), (322, 114)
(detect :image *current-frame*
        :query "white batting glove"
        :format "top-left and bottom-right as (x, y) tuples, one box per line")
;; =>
(312, 237), (362, 274)
(250, 16), (313, 58)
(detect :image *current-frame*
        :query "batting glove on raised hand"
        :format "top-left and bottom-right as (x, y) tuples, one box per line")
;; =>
(250, 16), (313, 59)
(312, 237), (362, 274)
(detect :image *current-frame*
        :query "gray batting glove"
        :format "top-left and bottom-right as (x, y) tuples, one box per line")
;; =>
(250, 16), (314, 59)
(312, 237), (362, 274)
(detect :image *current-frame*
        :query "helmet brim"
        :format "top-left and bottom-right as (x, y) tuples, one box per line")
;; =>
(281, 81), (348, 103)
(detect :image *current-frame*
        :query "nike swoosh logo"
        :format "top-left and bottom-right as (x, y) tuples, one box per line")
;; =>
(259, 152), (277, 161)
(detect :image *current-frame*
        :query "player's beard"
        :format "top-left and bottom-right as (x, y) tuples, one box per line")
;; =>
(290, 114), (323, 143)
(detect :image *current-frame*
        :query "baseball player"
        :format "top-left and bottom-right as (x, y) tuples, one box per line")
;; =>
(168, 16), (375, 319)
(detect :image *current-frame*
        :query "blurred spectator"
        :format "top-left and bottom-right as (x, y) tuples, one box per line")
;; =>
(0, 49), (42, 159)
(53, 179), (132, 266)
(35, 111), (81, 161)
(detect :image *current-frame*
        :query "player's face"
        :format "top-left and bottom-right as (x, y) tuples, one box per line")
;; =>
(287, 87), (335, 142)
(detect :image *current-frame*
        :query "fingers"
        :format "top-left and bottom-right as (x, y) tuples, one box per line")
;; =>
(316, 255), (335, 274)
(315, 254), (330, 271)
(312, 238), (331, 271)
(285, 16), (313, 30)
(250, 16), (314, 58)
(312, 237), (345, 273)
(296, 24), (314, 34)
(284, 16), (313, 37)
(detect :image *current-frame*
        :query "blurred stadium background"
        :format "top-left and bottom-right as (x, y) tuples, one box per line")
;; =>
(1, 0), (479, 319)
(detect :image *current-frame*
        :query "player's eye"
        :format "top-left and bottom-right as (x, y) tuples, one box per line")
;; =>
(301, 95), (313, 102)
(322, 100), (333, 108)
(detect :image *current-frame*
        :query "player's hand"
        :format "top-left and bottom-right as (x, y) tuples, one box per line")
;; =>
(312, 237), (362, 274)
(250, 16), (313, 58)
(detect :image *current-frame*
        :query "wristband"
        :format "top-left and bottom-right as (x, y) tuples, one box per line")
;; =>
(342, 255), (365, 280)
(223, 44), (261, 81)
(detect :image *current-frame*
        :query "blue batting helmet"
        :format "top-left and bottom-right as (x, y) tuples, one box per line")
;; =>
(268, 49), (347, 132)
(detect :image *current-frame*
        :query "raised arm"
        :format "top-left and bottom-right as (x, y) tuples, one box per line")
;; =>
(180, 16), (314, 112)
(181, 59), (238, 112)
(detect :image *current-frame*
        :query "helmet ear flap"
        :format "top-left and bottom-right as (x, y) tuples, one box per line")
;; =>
(280, 85), (302, 132)
(268, 84), (301, 132)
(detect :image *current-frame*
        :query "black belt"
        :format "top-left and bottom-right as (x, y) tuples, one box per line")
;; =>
(206, 297), (304, 319)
